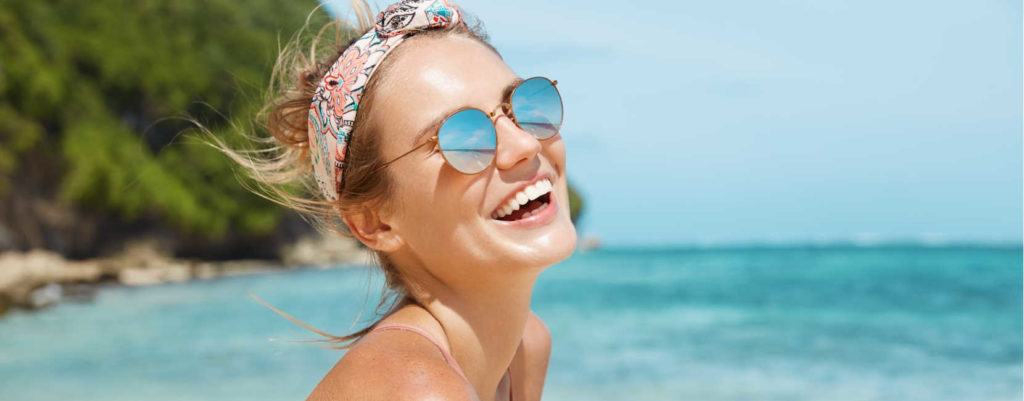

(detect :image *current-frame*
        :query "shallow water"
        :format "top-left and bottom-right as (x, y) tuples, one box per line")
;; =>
(0, 245), (1020, 401)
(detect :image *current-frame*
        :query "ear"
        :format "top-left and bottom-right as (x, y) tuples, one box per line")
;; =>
(342, 208), (404, 253)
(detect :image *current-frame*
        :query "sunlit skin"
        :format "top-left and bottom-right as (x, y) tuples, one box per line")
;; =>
(307, 34), (577, 401)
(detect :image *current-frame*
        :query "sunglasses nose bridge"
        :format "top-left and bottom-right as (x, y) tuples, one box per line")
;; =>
(488, 102), (513, 122)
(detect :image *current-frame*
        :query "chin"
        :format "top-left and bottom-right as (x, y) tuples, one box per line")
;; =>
(550, 224), (578, 264)
(512, 217), (578, 271)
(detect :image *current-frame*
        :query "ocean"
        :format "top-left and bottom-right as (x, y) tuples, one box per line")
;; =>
(0, 245), (1020, 400)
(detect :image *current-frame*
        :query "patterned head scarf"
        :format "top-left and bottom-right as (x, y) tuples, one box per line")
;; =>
(307, 0), (464, 201)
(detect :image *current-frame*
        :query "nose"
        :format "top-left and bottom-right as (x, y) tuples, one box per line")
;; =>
(492, 114), (542, 171)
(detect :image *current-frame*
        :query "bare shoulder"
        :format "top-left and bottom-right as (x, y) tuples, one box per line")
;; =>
(306, 328), (476, 401)
(523, 310), (552, 352)
(509, 310), (552, 401)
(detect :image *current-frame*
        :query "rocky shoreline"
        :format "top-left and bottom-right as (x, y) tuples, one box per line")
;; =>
(0, 236), (371, 316)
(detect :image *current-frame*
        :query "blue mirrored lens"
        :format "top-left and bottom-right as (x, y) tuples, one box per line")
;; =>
(511, 78), (562, 140)
(437, 109), (496, 173)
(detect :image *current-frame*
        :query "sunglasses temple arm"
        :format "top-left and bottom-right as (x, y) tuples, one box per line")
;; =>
(374, 136), (438, 173)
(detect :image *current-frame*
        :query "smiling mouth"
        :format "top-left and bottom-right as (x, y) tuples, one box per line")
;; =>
(491, 178), (553, 221)
(494, 193), (551, 221)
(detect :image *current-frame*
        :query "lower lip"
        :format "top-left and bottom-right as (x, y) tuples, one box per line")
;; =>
(491, 192), (559, 228)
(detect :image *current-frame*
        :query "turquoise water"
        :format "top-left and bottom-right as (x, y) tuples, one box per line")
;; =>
(0, 246), (1020, 400)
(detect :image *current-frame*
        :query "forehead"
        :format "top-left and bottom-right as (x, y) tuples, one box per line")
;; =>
(374, 34), (517, 147)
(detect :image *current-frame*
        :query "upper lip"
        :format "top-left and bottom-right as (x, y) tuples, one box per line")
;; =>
(490, 172), (555, 217)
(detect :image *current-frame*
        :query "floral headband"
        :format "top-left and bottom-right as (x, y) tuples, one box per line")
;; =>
(307, 0), (464, 201)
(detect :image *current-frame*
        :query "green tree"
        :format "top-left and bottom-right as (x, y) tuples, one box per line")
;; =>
(0, 0), (325, 250)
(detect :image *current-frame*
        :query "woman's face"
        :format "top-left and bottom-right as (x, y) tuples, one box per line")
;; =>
(369, 34), (577, 282)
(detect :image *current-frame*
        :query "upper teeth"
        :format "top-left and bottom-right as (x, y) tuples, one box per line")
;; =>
(492, 178), (552, 219)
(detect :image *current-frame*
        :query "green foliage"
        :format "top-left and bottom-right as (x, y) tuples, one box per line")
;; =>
(0, 0), (325, 238)
(0, 106), (43, 193)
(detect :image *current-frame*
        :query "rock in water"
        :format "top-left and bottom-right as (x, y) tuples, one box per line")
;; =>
(29, 283), (62, 309)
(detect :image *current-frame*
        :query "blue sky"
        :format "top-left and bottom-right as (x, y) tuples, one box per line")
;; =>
(325, 0), (1023, 247)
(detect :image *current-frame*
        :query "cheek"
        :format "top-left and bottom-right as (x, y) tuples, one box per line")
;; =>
(544, 137), (568, 168)
(389, 165), (440, 224)
(390, 162), (476, 234)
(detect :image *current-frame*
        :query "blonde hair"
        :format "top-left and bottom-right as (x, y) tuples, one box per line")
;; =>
(201, 1), (492, 349)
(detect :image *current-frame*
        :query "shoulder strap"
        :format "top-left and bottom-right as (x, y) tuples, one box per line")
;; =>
(368, 323), (470, 383)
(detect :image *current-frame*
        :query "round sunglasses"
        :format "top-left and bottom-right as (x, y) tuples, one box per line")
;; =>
(374, 76), (563, 175)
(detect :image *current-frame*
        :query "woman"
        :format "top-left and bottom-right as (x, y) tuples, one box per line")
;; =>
(221, 0), (577, 399)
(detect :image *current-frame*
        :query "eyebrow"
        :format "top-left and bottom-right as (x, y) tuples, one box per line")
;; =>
(410, 77), (524, 147)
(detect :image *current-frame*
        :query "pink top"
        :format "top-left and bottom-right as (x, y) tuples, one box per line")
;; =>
(365, 323), (514, 401)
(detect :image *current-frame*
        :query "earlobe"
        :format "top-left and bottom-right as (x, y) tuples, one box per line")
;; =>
(342, 208), (404, 253)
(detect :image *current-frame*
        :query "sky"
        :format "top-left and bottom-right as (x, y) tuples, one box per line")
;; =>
(324, 0), (1023, 247)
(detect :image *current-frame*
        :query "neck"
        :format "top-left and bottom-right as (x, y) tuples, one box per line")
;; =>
(408, 265), (539, 400)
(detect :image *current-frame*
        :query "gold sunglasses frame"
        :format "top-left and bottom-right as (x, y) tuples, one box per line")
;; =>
(372, 76), (562, 175)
